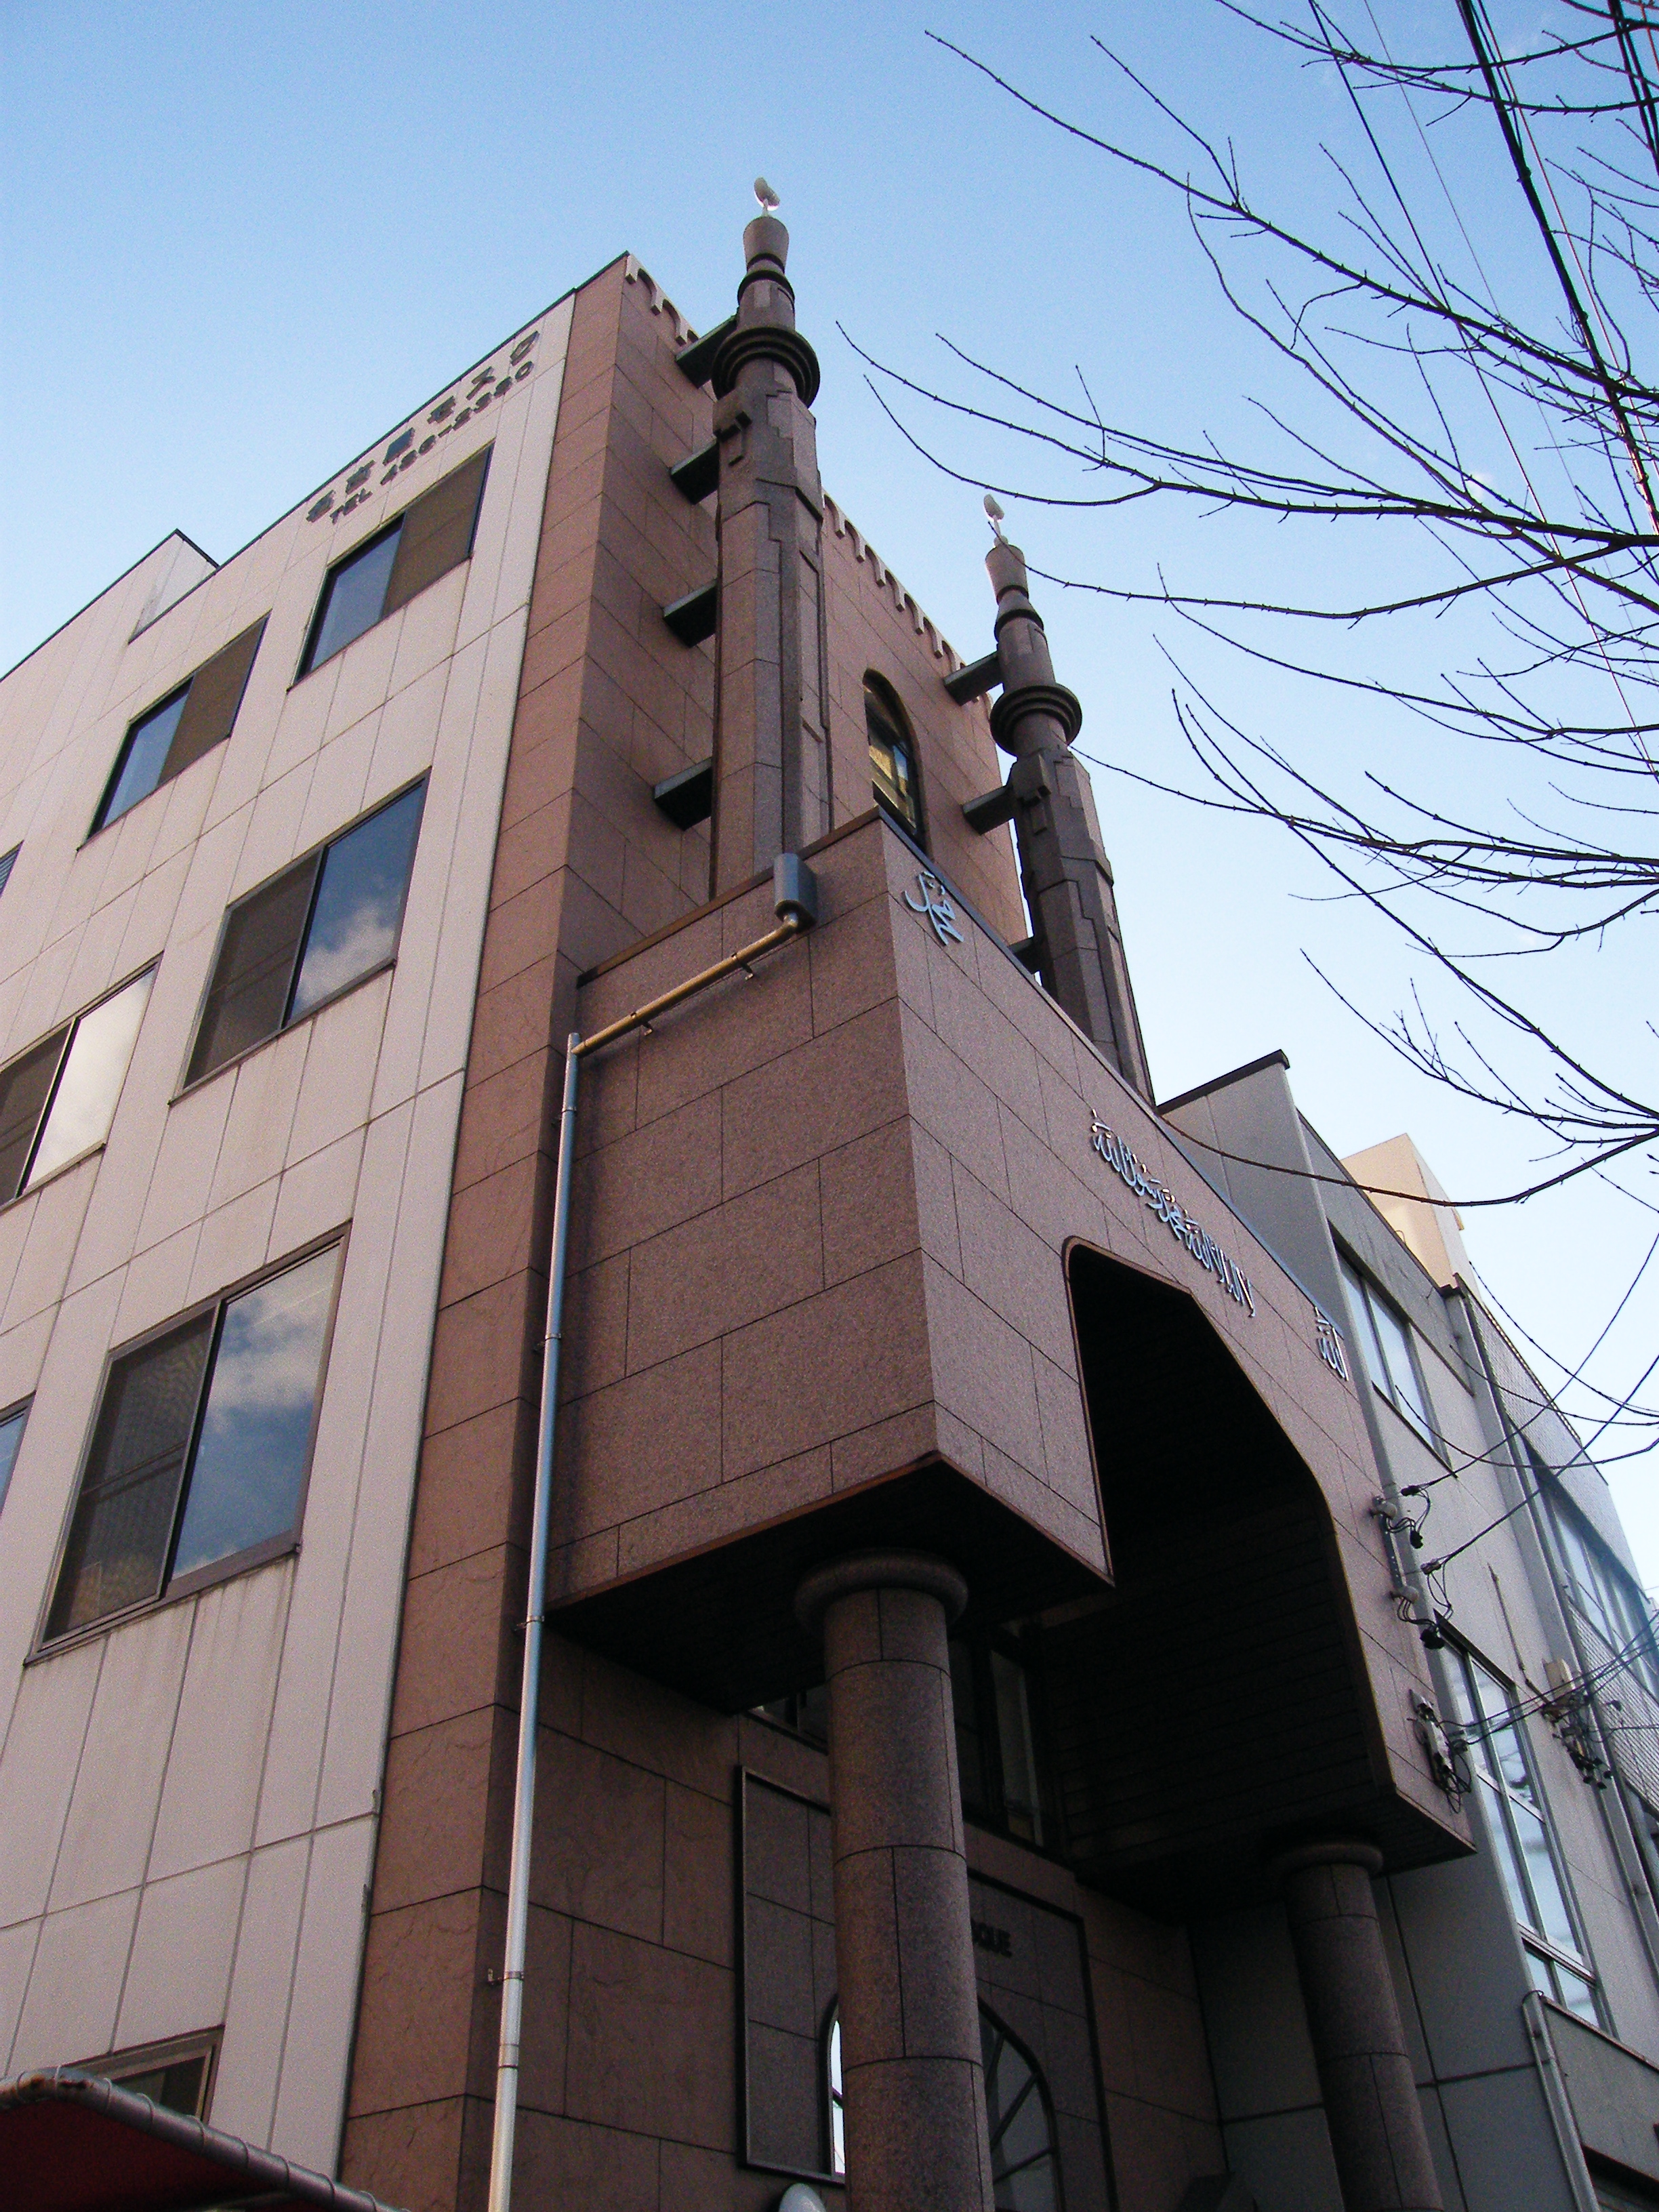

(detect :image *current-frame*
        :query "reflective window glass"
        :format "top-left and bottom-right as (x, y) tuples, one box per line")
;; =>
(1370, 1292), (1431, 1429)
(26, 970), (152, 1187)
(288, 783), (424, 1019)
(0, 970), (152, 1205)
(47, 1314), (214, 1637)
(1545, 1483), (1659, 1694)
(188, 782), (424, 1084)
(0, 1403), (27, 1515)
(865, 674), (924, 840)
(1339, 1252), (1434, 1439)
(1551, 1961), (1601, 2024)
(1339, 1254), (1389, 1385)
(300, 451), (490, 676)
(0, 845), (16, 901)
(304, 525), (402, 671)
(100, 691), (186, 828)
(1451, 1644), (1600, 2015)
(171, 1246), (338, 1580)
(45, 1242), (341, 1641)
(94, 622), (265, 835)
(0, 1030), (69, 1202)
(1513, 1799), (1578, 1954)
(827, 2015), (845, 2177)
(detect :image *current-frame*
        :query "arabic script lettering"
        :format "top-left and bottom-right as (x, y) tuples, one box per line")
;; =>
(903, 870), (965, 947)
(1089, 1112), (1256, 1315)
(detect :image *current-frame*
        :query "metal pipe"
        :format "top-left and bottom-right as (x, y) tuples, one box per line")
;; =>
(579, 914), (801, 1058)
(485, 864), (815, 2212)
(486, 1030), (581, 2212)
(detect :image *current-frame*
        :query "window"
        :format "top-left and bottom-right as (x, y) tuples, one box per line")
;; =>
(1448, 1643), (1604, 2023)
(827, 2012), (846, 2177)
(0, 1401), (28, 1517)
(865, 672), (924, 842)
(1540, 1467), (1659, 1697)
(0, 968), (153, 1205)
(826, 2005), (1061, 2210)
(92, 620), (265, 834)
(78, 2033), (217, 2118)
(1338, 1252), (1436, 1441)
(186, 780), (425, 1085)
(44, 1241), (342, 1641)
(757, 1683), (829, 1743)
(981, 2009), (1063, 2212)
(951, 1630), (1056, 1848)
(0, 845), (17, 901)
(760, 1631), (1057, 1851)
(299, 447), (490, 675)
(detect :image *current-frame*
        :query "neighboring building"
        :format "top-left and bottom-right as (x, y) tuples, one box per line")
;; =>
(0, 212), (1654, 2212)
(1164, 1081), (1659, 2208)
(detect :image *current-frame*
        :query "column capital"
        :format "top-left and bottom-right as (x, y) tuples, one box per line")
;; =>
(794, 1549), (968, 1635)
(1271, 1837), (1386, 1883)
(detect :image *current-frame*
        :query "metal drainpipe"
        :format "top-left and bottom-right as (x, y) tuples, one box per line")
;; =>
(484, 855), (819, 2212)
(1452, 1286), (1659, 1994)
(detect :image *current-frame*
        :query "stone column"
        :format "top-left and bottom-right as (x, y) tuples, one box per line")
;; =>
(984, 539), (1153, 1100)
(710, 212), (830, 893)
(1273, 1841), (1443, 2212)
(796, 1551), (994, 2212)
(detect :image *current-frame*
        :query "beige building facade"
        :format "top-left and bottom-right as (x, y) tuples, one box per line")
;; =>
(2, 222), (1656, 2212)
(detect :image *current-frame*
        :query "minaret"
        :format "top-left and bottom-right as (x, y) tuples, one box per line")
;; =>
(984, 537), (1154, 1099)
(709, 197), (831, 892)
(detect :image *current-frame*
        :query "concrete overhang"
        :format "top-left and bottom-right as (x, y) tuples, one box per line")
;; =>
(546, 813), (1469, 1891)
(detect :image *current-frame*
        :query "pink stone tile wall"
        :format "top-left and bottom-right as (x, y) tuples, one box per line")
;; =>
(554, 821), (941, 1595)
(344, 259), (752, 2212)
(554, 806), (1449, 1835)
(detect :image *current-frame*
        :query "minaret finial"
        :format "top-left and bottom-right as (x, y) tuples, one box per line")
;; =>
(707, 182), (829, 893)
(983, 493), (1006, 541)
(978, 533), (1154, 1099)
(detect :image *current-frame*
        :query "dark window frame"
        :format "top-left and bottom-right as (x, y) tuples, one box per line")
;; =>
(0, 963), (157, 1212)
(295, 446), (491, 682)
(1445, 1633), (1606, 2025)
(89, 619), (267, 838)
(178, 777), (427, 1097)
(0, 1395), (30, 1520)
(864, 670), (926, 846)
(75, 2030), (221, 2119)
(1336, 1244), (1444, 1456)
(33, 1229), (347, 1658)
(951, 1623), (1063, 1856)
(1538, 1462), (1659, 1698)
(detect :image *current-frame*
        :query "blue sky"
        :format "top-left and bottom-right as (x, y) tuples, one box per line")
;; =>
(5, 1), (1654, 1587)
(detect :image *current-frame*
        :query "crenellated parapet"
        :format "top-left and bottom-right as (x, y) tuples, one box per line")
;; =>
(620, 254), (701, 348)
(822, 492), (966, 671)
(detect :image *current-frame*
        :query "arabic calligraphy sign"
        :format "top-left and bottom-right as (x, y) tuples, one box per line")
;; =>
(1089, 1112), (1257, 1315)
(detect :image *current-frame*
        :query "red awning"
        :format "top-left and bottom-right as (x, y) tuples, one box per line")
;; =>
(0, 2069), (406, 2212)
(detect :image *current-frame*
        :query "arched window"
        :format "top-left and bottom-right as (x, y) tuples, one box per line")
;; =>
(825, 2009), (846, 2177)
(825, 2002), (1063, 2209)
(864, 673), (924, 841)
(981, 2007), (1063, 2212)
